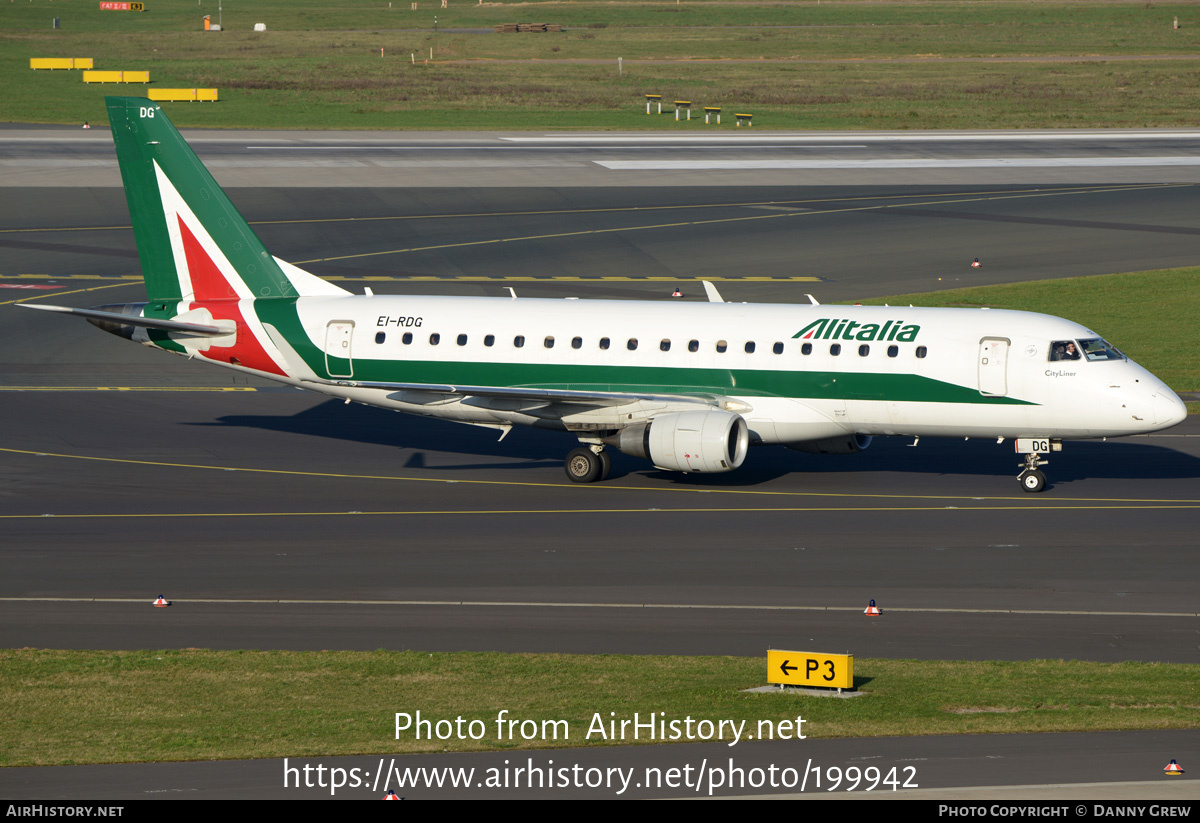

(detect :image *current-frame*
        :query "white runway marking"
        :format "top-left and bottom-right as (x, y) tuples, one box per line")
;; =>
(506, 131), (1200, 143)
(596, 156), (1200, 170)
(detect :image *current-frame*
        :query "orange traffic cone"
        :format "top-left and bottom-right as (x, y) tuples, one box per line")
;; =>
(971, 258), (982, 268)
(82, 122), (90, 129)
(671, 288), (683, 298)
(383, 790), (401, 799)
(1164, 759), (1184, 775)
(864, 598), (881, 616)
(153, 595), (170, 608)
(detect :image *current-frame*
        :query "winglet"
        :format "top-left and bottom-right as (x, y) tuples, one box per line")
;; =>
(700, 280), (725, 303)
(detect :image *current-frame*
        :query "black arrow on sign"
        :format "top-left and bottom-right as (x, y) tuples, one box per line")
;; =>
(780, 660), (797, 676)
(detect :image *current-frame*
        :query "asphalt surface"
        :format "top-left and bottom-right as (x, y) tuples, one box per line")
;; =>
(3, 731), (1198, 800)
(1, 129), (1197, 799)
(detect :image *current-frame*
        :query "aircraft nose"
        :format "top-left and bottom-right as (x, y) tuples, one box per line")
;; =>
(1153, 391), (1188, 429)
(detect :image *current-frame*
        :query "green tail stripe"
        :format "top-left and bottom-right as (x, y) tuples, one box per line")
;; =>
(105, 97), (296, 302)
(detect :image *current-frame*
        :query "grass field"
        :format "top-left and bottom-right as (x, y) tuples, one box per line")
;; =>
(8, 1), (1200, 129)
(3, 649), (1197, 766)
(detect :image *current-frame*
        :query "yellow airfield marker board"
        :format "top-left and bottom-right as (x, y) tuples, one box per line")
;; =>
(767, 650), (853, 690)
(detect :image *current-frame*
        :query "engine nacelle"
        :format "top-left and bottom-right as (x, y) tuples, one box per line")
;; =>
(786, 433), (873, 455)
(604, 410), (749, 473)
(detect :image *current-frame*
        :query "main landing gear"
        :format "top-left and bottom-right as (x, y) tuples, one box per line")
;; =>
(565, 446), (612, 483)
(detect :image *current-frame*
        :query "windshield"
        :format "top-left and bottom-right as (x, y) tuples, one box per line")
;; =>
(1077, 337), (1124, 362)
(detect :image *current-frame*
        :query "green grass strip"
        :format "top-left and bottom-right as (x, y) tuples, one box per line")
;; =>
(2, 649), (1198, 766)
(852, 266), (1200, 392)
(10, 1), (1200, 129)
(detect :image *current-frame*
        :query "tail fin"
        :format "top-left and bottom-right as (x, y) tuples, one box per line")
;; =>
(106, 97), (347, 302)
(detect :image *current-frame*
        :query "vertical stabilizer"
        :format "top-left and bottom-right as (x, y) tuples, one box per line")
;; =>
(106, 97), (339, 302)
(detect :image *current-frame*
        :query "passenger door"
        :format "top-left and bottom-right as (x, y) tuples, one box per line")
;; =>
(978, 337), (1009, 397)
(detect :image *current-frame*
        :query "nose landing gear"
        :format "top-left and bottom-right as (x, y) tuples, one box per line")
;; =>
(1014, 438), (1060, 493)
(1019, 460), (1047, 493)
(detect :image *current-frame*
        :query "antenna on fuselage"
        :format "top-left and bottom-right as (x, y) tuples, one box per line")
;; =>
(506, 287), (517, 299)
(805, 294), (820, 306)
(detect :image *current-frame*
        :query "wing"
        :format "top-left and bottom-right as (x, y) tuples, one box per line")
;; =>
(304, 376), (720, 408)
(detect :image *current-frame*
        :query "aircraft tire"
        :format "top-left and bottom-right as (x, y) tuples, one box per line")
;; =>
(565, 447), (602, 483)
(597, 449), (612, 482)
(1020, 470), (1047, 493)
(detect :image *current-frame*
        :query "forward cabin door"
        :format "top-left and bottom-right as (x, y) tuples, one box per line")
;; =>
(978, 337), (1009, 397)
(325, 320), (355, 378)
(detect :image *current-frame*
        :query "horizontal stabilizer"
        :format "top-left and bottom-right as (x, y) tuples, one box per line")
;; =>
(18, 303), (226, 335)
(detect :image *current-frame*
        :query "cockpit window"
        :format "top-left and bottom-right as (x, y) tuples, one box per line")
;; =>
(1048, 340), (1081, 361)
(1078, 337), (1124, 362)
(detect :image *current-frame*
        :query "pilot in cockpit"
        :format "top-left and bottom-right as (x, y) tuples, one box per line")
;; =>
(1050, 341), (1081, 361)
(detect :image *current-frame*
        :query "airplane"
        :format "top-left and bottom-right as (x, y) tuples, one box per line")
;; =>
(21, 97), (1189, 493)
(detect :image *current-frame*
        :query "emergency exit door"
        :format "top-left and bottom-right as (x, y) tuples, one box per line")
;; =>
(325, 321), (355, 378)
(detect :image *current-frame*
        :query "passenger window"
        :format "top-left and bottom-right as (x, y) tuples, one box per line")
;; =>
(887, 345), (898, 358)
(830, 344), (841, 356)
(599, 337), (610, 350)
(688, 340), (699, 352)
(544, 336), (555, 349)
(916, 346), (927, 359)
(801, 343), (812, 355)
(660, 339), (671, 352)
(514, 335), (525, 348)
(745, 341), (756, 354)
(773, 342), (784, 355)
(627, 338), (638, 351)
(858, 344), (869, 357)
(402, 332), (413, 345)
(457, 334), (468, 346)
(484, 334), (495, 347)
(716, 340), (728, 353)
(375, 332), (386, 344)
(429, 333), (440, 345)
(571, 337), (582, 349)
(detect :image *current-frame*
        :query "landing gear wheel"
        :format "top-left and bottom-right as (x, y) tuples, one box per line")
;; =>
(565, 447), (602, 483)
(596, 449), (612, 482)
(1020, 469), (1047, 493)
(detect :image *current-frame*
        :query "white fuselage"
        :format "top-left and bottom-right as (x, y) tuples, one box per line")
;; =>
(233, 296), (1186, 444)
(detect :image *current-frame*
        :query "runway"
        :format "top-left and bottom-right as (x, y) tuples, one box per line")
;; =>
(1, 128), (1197, 797)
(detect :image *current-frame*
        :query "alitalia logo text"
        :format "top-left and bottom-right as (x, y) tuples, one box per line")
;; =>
(793, 318), (920, 342)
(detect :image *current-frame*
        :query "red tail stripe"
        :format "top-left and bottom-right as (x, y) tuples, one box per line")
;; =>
(178, 216), (239, 301)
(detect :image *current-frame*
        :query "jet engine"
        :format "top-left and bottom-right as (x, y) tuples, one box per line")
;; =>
(604, 410), (749, 473)
(786, 433), (873, 454)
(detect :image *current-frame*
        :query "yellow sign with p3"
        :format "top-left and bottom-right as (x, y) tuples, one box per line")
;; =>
(767, 650), (853, 690)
